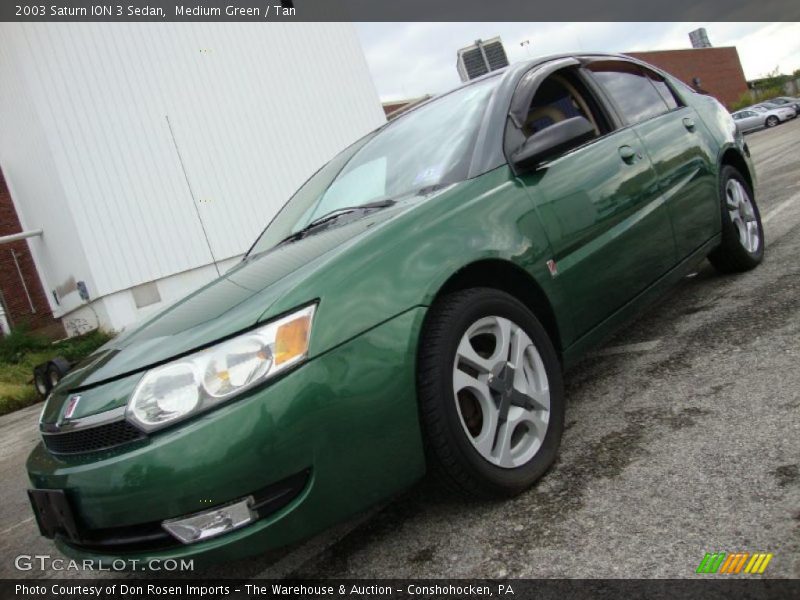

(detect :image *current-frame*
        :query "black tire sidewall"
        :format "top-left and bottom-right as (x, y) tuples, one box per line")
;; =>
(425, 289), (564, 495)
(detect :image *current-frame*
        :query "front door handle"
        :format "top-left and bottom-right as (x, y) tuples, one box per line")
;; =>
(682, 117), (696, 131)
(618, 145), (638, 163)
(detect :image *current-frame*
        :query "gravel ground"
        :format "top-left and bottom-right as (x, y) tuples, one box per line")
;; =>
(1, 118), (798, 580)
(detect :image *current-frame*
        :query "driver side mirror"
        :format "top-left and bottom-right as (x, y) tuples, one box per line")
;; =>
(511, 116), (596, 173)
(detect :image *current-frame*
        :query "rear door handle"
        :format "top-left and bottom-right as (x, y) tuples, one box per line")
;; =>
(618, 145), (638, 163)
(682, 117), (696, 131)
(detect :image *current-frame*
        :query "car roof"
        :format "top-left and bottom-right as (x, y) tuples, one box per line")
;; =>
(388, 51), (662, 122)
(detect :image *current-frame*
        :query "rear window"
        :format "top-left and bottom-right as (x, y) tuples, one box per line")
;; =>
(645, 70), (681, 111)
(587, 61), (673, 125)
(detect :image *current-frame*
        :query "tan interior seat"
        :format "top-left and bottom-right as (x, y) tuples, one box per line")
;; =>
(524, 106), (567, 136)
(523, 73), (601, 137)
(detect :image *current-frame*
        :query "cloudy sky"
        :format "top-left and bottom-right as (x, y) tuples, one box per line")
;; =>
(355, 22), (800, 102)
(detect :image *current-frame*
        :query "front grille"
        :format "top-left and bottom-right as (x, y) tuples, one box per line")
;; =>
(42, 420), (146, 455)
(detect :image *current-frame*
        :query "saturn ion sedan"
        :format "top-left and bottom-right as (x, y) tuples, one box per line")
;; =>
(28, 53), (763, 567)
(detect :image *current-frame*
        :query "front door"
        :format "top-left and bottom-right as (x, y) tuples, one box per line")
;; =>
(511, 66), (677, 340)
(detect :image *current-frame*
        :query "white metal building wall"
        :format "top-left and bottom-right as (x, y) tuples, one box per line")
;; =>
(0, 22), (385, 327)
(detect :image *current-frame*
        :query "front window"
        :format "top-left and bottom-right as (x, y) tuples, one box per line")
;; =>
(522, 68), (611, 141)
(248, 77), (498, 255)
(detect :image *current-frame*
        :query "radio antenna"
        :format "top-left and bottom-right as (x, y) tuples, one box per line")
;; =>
(165, 115), (220, 276)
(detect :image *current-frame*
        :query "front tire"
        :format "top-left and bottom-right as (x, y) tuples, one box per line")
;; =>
(708, 165), (764, 273)
(417, 288), (564, 498)
(765, 115), (778, 127)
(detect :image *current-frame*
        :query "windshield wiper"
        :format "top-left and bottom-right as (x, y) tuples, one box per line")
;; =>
(276, 198), (396, 246)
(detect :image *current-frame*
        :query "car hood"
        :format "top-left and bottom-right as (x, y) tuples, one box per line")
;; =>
(58, 206), (408, 391)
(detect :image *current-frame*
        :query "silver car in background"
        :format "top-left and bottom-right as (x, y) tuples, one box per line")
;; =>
(767, 96), (800, 113)
(731, 109), (769, 133)
(732, 105), (796, 133)
(751, 103), (796, 126)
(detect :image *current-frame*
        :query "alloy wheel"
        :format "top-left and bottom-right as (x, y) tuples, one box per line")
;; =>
(452, 315), (550, 469)
(725, 179), (760, 253)
(766, 116), (778, 127)
(34, 373), (49, 396)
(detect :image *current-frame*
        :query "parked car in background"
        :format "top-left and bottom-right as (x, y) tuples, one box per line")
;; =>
(749, 103), (796, 126)
(27, 53), (763, 567)
(732, 109), (770, 133)
(765, 96), (800, 113)
(753, 100), (797, 115)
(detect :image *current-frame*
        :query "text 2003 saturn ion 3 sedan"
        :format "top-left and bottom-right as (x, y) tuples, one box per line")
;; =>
(28, 54), (763, 566)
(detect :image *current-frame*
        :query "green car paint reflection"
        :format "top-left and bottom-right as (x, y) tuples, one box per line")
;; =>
(27, 53), (758, 566)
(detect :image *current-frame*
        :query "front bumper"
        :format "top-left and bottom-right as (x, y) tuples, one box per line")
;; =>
(26, 308), (427, 567)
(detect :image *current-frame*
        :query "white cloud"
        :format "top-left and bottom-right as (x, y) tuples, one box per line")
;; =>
(356, 22), (800, 101)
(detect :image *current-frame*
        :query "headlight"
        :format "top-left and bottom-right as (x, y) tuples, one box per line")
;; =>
(127, 304), (316, 431)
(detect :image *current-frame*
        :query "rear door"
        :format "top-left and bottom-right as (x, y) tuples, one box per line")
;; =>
(509, 66), (676, 339)
(584, 60), (719, 259)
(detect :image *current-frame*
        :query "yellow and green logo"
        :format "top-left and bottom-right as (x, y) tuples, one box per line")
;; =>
(696, 552), (773, 574)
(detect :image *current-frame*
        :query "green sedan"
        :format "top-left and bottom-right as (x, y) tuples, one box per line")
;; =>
(27, 53), (763, 566)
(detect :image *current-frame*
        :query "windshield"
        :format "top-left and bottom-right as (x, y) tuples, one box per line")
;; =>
(247, 77), (499, 255)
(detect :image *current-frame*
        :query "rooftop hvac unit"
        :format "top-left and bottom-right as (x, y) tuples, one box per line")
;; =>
(457, 37), (509, 82)
(689, 28), (712, 49)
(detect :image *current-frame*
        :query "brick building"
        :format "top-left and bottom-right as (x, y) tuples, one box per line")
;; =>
(382, 95), (433, 119)
(627, 46), (748, 109)
(0, 168), (63, 336)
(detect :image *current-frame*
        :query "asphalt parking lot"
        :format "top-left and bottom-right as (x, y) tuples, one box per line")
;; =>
(1, 118), (799, 580)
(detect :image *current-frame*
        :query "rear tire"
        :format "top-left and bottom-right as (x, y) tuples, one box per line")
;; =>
(708, 165), (764, 273)
(417, 288), (564, 499)
(45, 358), (71, 390)
(33, 364), (50, 399)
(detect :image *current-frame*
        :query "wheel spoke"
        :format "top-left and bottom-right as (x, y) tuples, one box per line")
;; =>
(493, 421), (516, 467)
(493, 407), (549, 467)
(454, 368), (502, 455)
(474, 406), (500, 458)
(726, 191), (738, 210)
(453, 368), (486, 395)
(732, 213), (747, 246)
(746, 221), (759, 252)
(509, 324), (527, 370)
(520, 351), (550, 408)
(523, 386), (550, 412)
(513, 407), (549, 439)
(732, 181), (745, 205)
(456, 336), (493, 374)
(492, 317), (513, 363)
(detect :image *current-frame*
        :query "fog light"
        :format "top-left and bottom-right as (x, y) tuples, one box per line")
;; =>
(162, 497), (256, 544)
